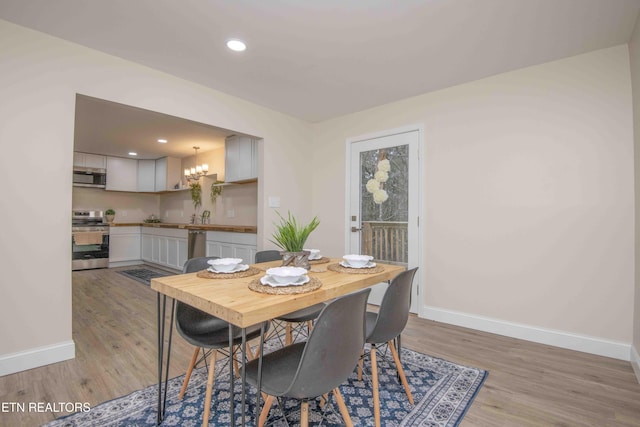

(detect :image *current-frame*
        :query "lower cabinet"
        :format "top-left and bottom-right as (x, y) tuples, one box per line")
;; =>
(206, 231), (257, 265)
(141, 228), (188, 271)
(109, 226), (141, 266)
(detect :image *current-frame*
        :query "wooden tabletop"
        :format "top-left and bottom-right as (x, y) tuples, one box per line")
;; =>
(150, 259), (405, 328)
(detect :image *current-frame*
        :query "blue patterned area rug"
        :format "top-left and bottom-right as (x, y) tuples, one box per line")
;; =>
(44, 344), (487, 427)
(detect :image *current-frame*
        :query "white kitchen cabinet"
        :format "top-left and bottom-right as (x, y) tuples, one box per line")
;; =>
(155, 157), (182, 192)
(106, 156), (138, 192)
(137, 159), (156, 192)
(109, 226), (141, 266)
(141, 227), (188, 270)
(224, 135), (258, 183)
(206, 231), (257, 264)
(74, 152), (106, 169)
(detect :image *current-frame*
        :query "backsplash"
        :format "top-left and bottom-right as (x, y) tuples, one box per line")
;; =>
(72, 181), (257, 226)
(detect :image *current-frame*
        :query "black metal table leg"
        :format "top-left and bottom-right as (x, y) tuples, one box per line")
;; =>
(156, 295), (176, 425)
(156, 294), (164, 425)
(255, 323), (265, 425)
(241, 328), (247, 426)
(229, 324), (235, 427)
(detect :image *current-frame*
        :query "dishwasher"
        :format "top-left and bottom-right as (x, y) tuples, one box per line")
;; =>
(188, 230), (206, 259)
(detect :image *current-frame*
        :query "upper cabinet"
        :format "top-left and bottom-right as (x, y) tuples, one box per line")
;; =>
(103, 156), (181, 193)
(225, 135), (258, 183)
(155, 157), (182, 192)
(106, 156), (138, 192)
(73, 152), (106, 169)
(137, 159), (156, 192)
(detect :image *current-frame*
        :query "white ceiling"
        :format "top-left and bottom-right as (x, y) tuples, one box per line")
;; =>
(73, 95), (232, 160)
(2, 0), (640, 157)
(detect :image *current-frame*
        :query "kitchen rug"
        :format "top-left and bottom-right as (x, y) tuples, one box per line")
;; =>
(116, 268), (172, 285)
(43, 344), (487, 427)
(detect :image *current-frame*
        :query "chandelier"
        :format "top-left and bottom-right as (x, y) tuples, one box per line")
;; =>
(184, 146), (209, 181)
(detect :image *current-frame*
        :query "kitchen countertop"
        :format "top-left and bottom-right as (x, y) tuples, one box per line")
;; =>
(109, 222), (257, 233)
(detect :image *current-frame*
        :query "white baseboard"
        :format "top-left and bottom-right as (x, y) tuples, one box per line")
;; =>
(422, 305), (631, 361)
(108, 260), (143, 268)
(632, 345), (640, 384)
(0, 341), (75, 377)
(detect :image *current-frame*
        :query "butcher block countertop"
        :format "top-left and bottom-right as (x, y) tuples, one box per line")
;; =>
(109, 222), (257, 233)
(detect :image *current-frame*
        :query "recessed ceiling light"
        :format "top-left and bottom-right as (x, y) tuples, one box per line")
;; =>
(158, 139), (167, 143)
(129, 152), (137, 156)
(227, 39), (246, 52)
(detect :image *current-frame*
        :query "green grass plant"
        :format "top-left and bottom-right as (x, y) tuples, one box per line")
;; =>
(270, 211), (320, 252)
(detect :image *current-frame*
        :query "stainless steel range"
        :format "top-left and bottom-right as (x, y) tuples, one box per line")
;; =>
(72, 210), (110, 270)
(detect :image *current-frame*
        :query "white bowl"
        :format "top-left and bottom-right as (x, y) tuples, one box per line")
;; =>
(266, 266), (307, 284)
(304, 248), (321, 260)
(343, 254), (374, 268)
(208, 258), (243, 272)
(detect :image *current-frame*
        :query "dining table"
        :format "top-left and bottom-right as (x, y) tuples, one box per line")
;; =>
(151, 257), (405, 426)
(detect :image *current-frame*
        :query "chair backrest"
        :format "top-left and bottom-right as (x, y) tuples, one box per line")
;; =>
(255, 250), (281, 263)
(367, 267), (418, 344)
(284, 288), (371, 399)
(177, 256), (221, 335)
(182, 256), (219, 273)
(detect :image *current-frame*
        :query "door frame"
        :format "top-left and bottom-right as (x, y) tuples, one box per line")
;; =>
(344, 124), (425, 317)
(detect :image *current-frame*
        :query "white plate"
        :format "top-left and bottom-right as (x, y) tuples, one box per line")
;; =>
(260, 275), (310, 287)
(207, 264), (250, 274)
(309, 255), (323, 260)
(339, 261), (377, 269)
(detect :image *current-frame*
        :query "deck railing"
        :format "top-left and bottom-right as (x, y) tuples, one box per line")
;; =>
(361, 221), (408, 265)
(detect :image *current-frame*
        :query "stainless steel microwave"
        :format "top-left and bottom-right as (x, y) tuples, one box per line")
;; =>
(73, 167), (107, 188)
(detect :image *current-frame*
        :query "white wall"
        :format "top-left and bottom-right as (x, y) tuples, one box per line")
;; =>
(629, 16), (640, 381)
(312, 46), (635, 360)
(0, 19), (313, 375)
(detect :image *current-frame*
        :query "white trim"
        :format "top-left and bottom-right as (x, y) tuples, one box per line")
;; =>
(0, 341), (75, 376)
(423, 305), (631, 361)
(108, 260), (144, 268)
(632, 345), (640, 384)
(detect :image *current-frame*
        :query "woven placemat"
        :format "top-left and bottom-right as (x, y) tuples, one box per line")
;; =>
(327, 263), (385, 274)
(248, 277), (322, 294)
(309, 257), (330, 265)
(196, 266), (261, 279)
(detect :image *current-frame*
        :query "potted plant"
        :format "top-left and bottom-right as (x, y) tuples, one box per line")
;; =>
(189, 181), (202, 210)
(210, 180), (224, 207)
(270, 211), (320, 269)
(105, 209), (115, 223)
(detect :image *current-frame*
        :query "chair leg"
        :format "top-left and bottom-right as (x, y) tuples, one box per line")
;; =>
(202, 351), (217, 427)
(357, 348), (364, 381)
(333, 388), (354, 427)
(246, 342), (255, 360)
(258, 394), (274, 427)
(285, 323), (293, 345)
(179, 346), (201, 399)
(371, 344), (381, 427)
(300, 400), (309, 427)
(388, 340), (414, 404)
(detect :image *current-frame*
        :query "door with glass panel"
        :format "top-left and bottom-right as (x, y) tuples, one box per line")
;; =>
(348, 129), (420, 312)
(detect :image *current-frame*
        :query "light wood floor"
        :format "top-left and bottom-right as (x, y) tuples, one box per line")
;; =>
(1, 267), (639, 426)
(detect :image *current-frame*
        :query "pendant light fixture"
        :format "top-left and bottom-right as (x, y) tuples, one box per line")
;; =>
(184, 146), (209, 181)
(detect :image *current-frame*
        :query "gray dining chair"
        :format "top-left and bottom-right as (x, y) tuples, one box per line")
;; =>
(245, 288), (371, 427)
(255, 250), (326, 345)
(357, 267), (418, 427)
(175, 256), (270, 427)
